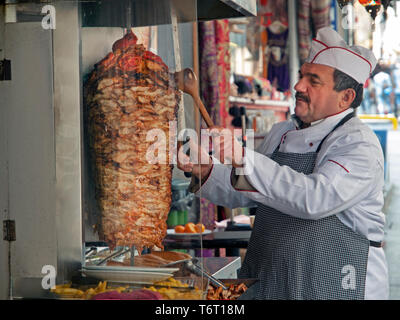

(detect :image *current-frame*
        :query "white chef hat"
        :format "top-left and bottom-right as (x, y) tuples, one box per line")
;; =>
(305, 27), (377, 85)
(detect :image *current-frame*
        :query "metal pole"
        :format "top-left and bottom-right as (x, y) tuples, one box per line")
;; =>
(288, 0), (299, 114)
(126, 0), (132, 29)
(171, 4), (186, 143)
(348, 5), (354, 46)
(130, 246), (135, 266)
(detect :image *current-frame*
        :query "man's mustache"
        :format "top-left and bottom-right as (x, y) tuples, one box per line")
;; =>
(295, 92), (310, 103)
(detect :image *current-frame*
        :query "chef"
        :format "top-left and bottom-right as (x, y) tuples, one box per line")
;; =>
(178, 27), (389, 300)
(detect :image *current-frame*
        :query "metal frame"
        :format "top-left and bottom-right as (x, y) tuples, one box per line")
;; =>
(53, 1), (84, 285)
(0, 0), (257, 298)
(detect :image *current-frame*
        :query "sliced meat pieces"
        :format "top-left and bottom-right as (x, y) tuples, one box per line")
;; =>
(85, 31), (180, 252)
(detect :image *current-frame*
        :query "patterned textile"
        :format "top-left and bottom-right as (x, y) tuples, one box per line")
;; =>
(246, 17), (262, 61)
(215, 20), (231, 128)
(241, 199), (369, 299)
(198, 20), (232, 256)
(198, 20), (231, 127)
(261, 0), (288, 25)
(200, 198), (216, 231)
(258, 0), (288, 81)
(199, 21), (220, 126)
(298, 0), (332, 63)
(267, 28), (290, 92)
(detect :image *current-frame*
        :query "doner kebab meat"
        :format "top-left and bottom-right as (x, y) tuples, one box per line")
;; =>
(84, 31), (180, 252)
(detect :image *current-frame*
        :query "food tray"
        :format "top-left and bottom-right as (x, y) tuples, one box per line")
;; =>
(166, 229), (212, 238)
(82, 265), (179, 273)
(81, 268), (175, 284)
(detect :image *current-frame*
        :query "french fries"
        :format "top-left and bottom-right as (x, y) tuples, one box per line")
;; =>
(145, 277), (203, 300)
(153, 277), (189, 287)
(51, 281), (127, 300)
(52, 287), (84, 296)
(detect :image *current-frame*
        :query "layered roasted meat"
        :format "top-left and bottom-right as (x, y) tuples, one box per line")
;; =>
(84, 31), (180, 252)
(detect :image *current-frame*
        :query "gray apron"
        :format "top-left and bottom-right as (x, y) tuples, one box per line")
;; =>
(239, 112), (379, 300)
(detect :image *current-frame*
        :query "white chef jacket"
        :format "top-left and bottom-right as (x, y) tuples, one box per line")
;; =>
(196, 108), (389, 300)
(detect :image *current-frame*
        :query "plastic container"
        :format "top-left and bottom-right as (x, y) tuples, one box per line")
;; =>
(167, 210), (179, 227)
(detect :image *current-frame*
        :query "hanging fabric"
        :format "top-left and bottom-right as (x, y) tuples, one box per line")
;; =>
(198, 20), (231, 127)
(298, 0), (332, 64)
(215, 20), (231, 128)
(197, 20), (232, 257)
(259, 0), (289, 91)
(263, 0), (289, 25)
(199, 21), (220, 126)
(266, 25), (290, 92)
(257, 0), (271, 79)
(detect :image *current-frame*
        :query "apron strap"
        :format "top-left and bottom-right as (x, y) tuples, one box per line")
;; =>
(315, 111), (355, 152)
(369, 240), (383, 247)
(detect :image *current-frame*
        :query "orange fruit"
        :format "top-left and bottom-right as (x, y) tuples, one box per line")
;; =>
(184, 222), (197, 233)
(195, 223), (205, 233)
(174, 225), (185, 233)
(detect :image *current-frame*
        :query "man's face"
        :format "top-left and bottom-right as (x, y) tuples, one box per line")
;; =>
(294, 63), (342, 124)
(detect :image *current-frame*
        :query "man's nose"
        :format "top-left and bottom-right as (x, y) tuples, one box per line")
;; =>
(294, 78), (306, 92)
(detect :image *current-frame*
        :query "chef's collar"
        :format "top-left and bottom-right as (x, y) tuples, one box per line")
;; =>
(291, 108), (353, 130)
(291, 114), (307, 129)
(291, 115), (315, 129)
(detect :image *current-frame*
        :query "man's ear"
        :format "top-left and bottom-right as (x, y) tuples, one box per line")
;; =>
(340, 88), (356, 109)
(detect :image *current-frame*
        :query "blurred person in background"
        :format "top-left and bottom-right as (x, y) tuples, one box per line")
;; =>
(373, 62), (394, 115)
(359, 78), (375, 114)
(391, 60), (400, 118)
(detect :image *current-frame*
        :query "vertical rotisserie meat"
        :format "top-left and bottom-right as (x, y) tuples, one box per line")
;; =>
(84, 31), (179, 252)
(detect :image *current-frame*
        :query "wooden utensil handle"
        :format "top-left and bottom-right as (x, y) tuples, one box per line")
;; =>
(194, 95), (214, 128)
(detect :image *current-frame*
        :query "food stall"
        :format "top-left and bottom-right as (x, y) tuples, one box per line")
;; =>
(0, 0), (258, 300)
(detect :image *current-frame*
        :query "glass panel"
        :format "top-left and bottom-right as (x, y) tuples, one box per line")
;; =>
(81, 0), (197, 256)
(1, 0), (257, 299)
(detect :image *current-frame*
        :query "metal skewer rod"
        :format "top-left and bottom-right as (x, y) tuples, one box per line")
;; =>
(130, 245), (135, 266)
(126, 0), (132, 30)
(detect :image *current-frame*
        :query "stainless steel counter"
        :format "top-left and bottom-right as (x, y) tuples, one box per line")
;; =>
(10, 256), (241, 299)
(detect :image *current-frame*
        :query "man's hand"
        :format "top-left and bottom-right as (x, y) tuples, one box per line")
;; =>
(209, 126), (244, 168)
(176, 126), (244, 179)
(177, 138), (213, 179)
